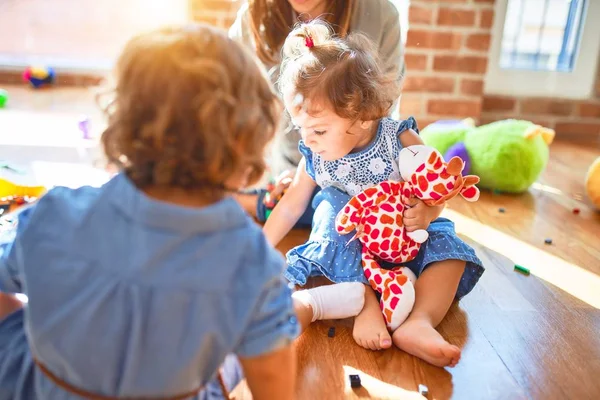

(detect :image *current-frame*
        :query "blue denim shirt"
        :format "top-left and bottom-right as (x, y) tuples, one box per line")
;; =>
(0, 173), (298, 398)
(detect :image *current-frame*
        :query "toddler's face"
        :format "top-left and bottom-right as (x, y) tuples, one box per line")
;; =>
(284, 93), (369, 161)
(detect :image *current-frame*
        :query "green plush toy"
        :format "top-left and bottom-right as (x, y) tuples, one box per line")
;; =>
(420, 119), (555, 193)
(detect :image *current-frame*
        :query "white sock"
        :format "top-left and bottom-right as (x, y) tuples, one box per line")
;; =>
(292, 282), (366, 322)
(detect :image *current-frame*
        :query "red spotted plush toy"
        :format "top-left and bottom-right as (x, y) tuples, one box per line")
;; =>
(335, 145), (480, 331)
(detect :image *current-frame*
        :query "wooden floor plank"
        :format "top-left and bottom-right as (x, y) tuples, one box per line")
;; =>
(460, 239), (600, 400)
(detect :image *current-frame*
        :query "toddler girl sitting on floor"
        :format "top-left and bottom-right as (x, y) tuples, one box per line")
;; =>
(265, 21), (485, 367)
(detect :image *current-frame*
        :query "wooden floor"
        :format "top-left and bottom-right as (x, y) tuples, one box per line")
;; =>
(233, 142), (600, 399)
(2, 86), (599, 400)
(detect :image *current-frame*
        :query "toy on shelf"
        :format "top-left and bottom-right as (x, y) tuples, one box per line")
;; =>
(335, 145), (480, 331)
(23, 66), (56, 89)
(78, 115), (91, 139)
(0, 88), (8, 108)
(585, 157), (600, 210)
(420, 119), (555, 193)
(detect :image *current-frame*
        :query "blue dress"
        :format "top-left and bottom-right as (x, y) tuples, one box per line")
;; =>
(0, 173), (299, 399)
(285, 117), (484, 299)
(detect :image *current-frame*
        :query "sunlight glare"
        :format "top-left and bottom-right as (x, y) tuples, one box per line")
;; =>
(342, 365), (424, 399)
(530, 182), (564, 196)
(444, 209), (600, 309)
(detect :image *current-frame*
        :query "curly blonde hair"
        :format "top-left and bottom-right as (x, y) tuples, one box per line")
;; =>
(279, 20), (399, 122)
(101, 24), (281, 191)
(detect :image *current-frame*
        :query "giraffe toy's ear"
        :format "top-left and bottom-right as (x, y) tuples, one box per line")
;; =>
(446, 156), (464, 176)
(463, 175), (480, 186)
(460, 175), (480, 201)
(423, 197), (446, 206)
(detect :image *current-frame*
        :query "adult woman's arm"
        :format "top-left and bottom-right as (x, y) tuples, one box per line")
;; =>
(378, 1), (405, 118)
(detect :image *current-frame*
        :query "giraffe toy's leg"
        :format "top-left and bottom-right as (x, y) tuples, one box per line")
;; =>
(384, 268), (415, 331)
(400, 266), (417, 285)
(361, 247), (415, 331)
(361, 246), (385, 294)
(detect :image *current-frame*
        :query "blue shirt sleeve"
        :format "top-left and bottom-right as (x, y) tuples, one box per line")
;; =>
(398, 116), (419, 135)
(0, 205), (36, 293)
(235, 247), (299, 358)
(298, 140), (316, 180)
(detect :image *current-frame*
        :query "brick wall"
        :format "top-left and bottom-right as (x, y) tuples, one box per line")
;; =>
(481, 54), (600, 143)
(400, 0), (496, 128)
(481, 93), (600, 144)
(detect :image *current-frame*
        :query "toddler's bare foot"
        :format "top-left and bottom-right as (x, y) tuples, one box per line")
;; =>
(392, 317), (461, 367)
(353, 306), (392, 351)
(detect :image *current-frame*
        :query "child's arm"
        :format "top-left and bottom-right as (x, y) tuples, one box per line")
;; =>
(399, 128), (424, 148)
(263, 159), (316, 247)
(239, 345), (296, 400)
(235, 253), (299, 400)
(0, 205), (35, 294)
(0, 201), (33, 319)
(399, 129), (445, 230)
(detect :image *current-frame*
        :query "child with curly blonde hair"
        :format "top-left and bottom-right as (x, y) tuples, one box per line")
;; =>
(265, 21), (484, 368)
(0, 24), (302, 400)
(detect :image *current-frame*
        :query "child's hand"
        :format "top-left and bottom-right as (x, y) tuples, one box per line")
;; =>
(268, 170), (295, 199)
(403, 197), (443, 232)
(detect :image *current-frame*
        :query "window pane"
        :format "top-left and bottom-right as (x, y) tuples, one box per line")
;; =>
(499, 0), (587, 72)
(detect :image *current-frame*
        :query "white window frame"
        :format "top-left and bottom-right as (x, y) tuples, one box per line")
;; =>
(484, 0), (600, 99)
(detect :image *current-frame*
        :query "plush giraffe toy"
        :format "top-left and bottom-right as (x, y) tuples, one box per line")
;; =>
(335, 145), (480, 331)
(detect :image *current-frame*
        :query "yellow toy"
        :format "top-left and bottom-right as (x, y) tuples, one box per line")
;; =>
(0, 178), (46, 215)
(0, 178), (46, 198)
(585, 157), (600, 210)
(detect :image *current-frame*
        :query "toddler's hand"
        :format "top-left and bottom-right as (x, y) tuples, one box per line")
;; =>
(270, 170), (294, 194)
(403, 197), (438, 232)
(264, 170), (295, 207)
